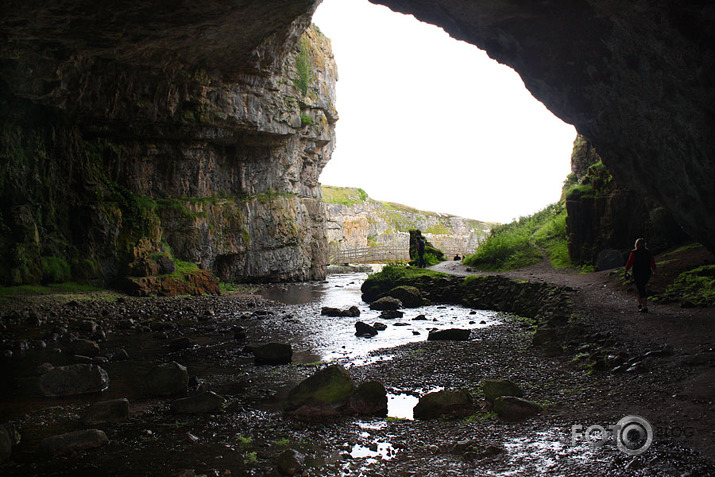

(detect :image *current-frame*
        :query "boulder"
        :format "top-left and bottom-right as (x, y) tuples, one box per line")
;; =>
(369, 296), (402, 311)
(321, 306), (360, 317)
(379, 310), (404, 319)
(596, 249), (625, 271)
(481, 379), (524, 404)
(493, 396), (541, 421)
(387, 286), (424, 307)
(373, 322), (387, 331)
(144, 361), (189, 397)
(284, 365), (356, 412)
(37, 429), (109, 457)
(39, 364), (109, 397)
(427, 328), (471, 341)
(276, 448), (305, 476)
(171, 391), (226, 414)
(253, 343), (293, 365)
(413, 389), (473, 420)
(355, 322), (378, 337)
(81, 398), (130, 425)
(68, 339), (101, 357)
(347, 381), (388, 416)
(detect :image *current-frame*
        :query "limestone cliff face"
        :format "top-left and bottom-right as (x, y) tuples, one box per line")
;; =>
(323, 186), (490, 259)
(0, 7), (336, 285)
(565, 136), (687, 265)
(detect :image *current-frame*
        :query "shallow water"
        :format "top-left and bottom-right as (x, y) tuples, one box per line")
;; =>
(260, 272), (499, 363)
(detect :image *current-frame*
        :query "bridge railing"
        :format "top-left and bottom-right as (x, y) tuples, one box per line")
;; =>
(329, 246), (410, 264)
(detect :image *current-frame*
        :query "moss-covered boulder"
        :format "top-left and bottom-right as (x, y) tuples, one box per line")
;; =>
(369, 296), (402, 311)
(493, 396), (541, 421)
(481, 379), (524, 404)
(388, 285), (425, 307)
(413, 389), (473, 420)
(284, 365), (356, 412)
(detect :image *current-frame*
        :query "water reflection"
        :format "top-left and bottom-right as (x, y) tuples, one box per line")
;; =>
(259, 272), (500, 364)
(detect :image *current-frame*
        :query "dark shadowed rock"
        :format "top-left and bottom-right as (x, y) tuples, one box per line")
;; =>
(171, 391), (226, 414)
(481, 379), (524, 404)
(369, 296), (402, 311)
(493, 396), (541, 421)
(321, 306), (361, 317)
(0, 427), (11, 464)
(388, 285), (424, 307)
(373, 322), (387, 331)
(253, 343), (293, 365)
(69, 338), (101, 357)
(428, 328), (471, 341)
(347, 381), (388, 416)
(39, 364), (109, 397)
(37, 429), (109, 457)
(276, 448), (305, 476)
(413, 389), (473, 420)
(82, 398), (130, 425)
(355, 321), (378, 337)
(284, 365), (356, 412)
(596, 249), (625, 271)
(144, 361), (189, 397)
(379, 309), (404, 319)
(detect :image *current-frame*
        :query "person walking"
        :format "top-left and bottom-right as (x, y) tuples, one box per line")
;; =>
(416, 236), (426, 268)
(624, 237), (657, 313)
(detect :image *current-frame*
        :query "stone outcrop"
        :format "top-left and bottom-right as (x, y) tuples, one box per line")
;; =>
(0, 2), (336, 286)
(323, 186), (490, 258)
(565, 136), (688, 265)
(369, 0), (715, 254)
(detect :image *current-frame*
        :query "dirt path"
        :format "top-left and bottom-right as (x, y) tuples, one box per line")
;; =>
(431, 251), (715, 460)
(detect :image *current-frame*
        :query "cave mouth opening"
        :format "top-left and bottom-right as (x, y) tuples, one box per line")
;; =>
(313, 0), (576, 225)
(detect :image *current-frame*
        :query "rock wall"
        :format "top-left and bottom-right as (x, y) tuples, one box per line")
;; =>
(564, 136), (688, 266)
(323, 186), (490, 258)
(0, 2), (336, 285)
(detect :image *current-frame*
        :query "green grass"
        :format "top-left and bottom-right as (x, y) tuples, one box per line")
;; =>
(463, 203), (570, 271)
(321, 185), (369, 206)
(362, 263), (446, 298)
(662, 265), (715, 306)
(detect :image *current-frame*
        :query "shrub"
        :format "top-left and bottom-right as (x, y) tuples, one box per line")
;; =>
(41, 257), (71, 284)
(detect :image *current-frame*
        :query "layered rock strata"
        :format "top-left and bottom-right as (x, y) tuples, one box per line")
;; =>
(0, 1), (336, 285)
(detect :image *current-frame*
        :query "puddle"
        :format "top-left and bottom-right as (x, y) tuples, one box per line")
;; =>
(350, 442), (397, 460)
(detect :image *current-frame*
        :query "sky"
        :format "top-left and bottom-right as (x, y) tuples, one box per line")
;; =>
(312, 0), (577, 224)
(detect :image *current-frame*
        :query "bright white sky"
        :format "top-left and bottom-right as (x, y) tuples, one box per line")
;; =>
(312, 0), (577, 224)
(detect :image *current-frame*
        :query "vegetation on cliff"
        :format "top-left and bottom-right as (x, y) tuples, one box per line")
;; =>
(463, 203), (569, 271)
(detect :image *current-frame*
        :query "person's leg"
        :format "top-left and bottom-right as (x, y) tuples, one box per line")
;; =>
(635, 279), (647, 311)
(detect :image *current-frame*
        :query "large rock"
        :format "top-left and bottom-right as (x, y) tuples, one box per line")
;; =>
(355, 322), (378, 338)
(428, 328), (471, 341)
(276, 448), (305, 476)
(143, 362), (189, 397)
(81, 398), (130, 425)
(493, 396), (541, 421)
(39, 364), (109, 397)
(347, 381), (388, 416)
(387, 286), (425, 308)
(413, 389), (473, 420)
(253, 343), (293, 365)
(37, 429), (109, 457)
(284, 365), (356, 412)
(369, 296), (402, 311)
(68, 339), (101, 358)
(481, 379), (524, 404)
(171, 391), (226, 414)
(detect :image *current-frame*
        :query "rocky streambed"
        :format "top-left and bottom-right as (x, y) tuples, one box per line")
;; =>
(0, 272), (713, 476)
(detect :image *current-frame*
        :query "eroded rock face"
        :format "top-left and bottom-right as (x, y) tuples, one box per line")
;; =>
(370, 0), (715, 253)
(0, 1), (335, 285)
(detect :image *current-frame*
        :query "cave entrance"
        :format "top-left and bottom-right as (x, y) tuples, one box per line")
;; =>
(313, 0), (576, 224)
